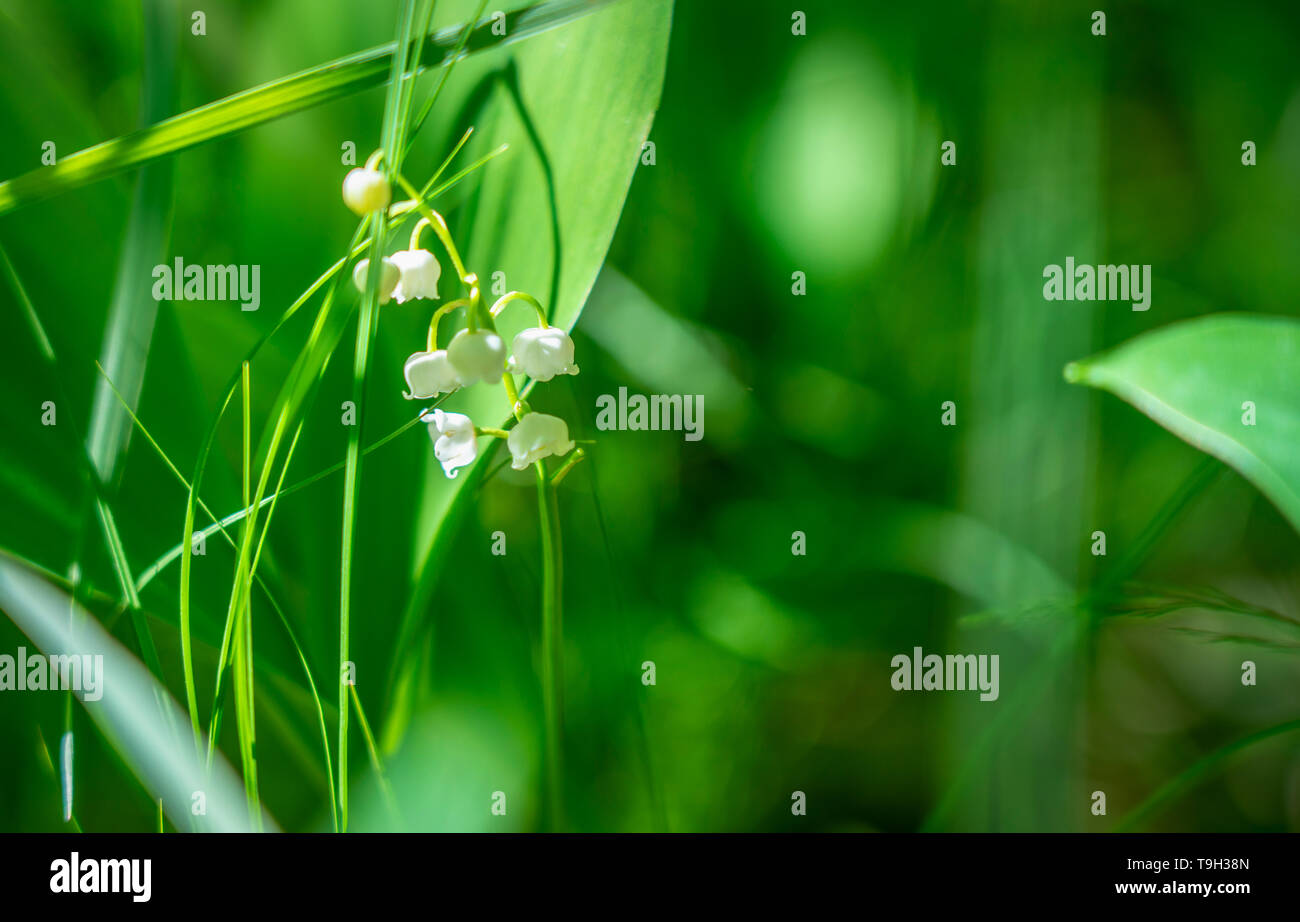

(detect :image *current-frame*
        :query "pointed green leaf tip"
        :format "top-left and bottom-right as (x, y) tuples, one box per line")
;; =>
(1065, 313), (1300, 535)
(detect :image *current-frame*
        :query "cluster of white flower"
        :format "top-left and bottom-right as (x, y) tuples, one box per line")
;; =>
(342, 162), (581, 480)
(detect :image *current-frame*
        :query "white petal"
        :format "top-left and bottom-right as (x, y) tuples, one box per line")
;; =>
(507, 326), (579, 382)
(426, 410), (478, 478)
(403, 350), (460, 399)
(391, 248), (441, 303)
(507, 413), (575, 469)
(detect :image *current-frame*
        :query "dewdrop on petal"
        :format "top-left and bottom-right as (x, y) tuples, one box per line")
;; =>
(422, 409), (478, 478)
(446, 328), (506, 385)
(352, 257), (400, 305)
(342, 167), (391, 215)
(507, 326), (579, 382)
(507, 413), (575, 470)
(403, 349), (460, 399)
(391, 248), (441, 303)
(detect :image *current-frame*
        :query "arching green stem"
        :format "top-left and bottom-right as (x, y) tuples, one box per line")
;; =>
(489, 291), (548, 328)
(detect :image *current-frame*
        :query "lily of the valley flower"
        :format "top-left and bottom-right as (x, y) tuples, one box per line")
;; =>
(403, 350), (460, 399)
(507, 326), (579, 382)
(352, 257), (401, 305)
(507, 412), (575, 470)
(422, 409), (478, 478)
(447, 329), (506, 385)
(391, 248), (441, 303)
(341, 168), (391, 215)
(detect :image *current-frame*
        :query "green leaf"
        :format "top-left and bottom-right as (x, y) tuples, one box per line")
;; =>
(0, 0), (617, 217)
(380, 0), (674, 745)
(0, 552), (272, 832)
(1066, 313), (1300, 535)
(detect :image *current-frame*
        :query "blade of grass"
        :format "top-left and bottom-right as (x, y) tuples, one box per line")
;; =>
(2, 243), (164, 684)
(405, 0), (490, 154)
(81, 0), (178, 690)
(136, 408), (433, 594)
(84, 0), (177, 486)
(205, 221), (366, 771)
(350, 685), (398, 823)
(1114, 719), (1300, 831)
(94, 498), (164, 681)
(0, 0), (611, 216)
(336, 0), (422, 834)
(232, 361), (261, 827)
(93, 361), (341, 830)
(0, 552), (272, 832)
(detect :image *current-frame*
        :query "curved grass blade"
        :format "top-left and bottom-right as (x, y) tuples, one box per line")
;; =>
(1, 242), (163, 681)
(135, 409), (431, 594)
(94, 361), (340, 830)
(0, 552), (275, 832)
(1114, 719), (1300, 831)
(0, 0), (613, 216)
(232, 361), (260, 827)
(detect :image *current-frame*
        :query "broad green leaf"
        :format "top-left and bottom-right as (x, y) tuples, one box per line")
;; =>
(0, 0), (616, 216)
(381, 0), (674, 745)
(1066, 314), (1300, 535)
(0, 552), (273, 832)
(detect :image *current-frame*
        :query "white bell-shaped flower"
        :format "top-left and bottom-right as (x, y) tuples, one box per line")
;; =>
(352, 257), (400, 305)
(422, 409), (478, 478)
(507, 413), (575, 470)
(507, 326), (579, 382)
(403, 350), (460, 399)
(446, 329), (505, 385)
(341, 168), (391, 215)
(391, 248), (441, 303)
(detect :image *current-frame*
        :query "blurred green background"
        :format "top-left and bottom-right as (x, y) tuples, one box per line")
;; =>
(1, 0), (1299, 832)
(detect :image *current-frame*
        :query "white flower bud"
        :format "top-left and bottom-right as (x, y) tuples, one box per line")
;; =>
(341, 168), (391, 215)
(446, 328), (505, 386)
(352, 257), (400, 305)
(421, 409), (478, 479)
(507, 413), (575, 470)
(506, 326), (579, 382)
(391, 248), (441, 303)
(403, 349), (460, 399)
